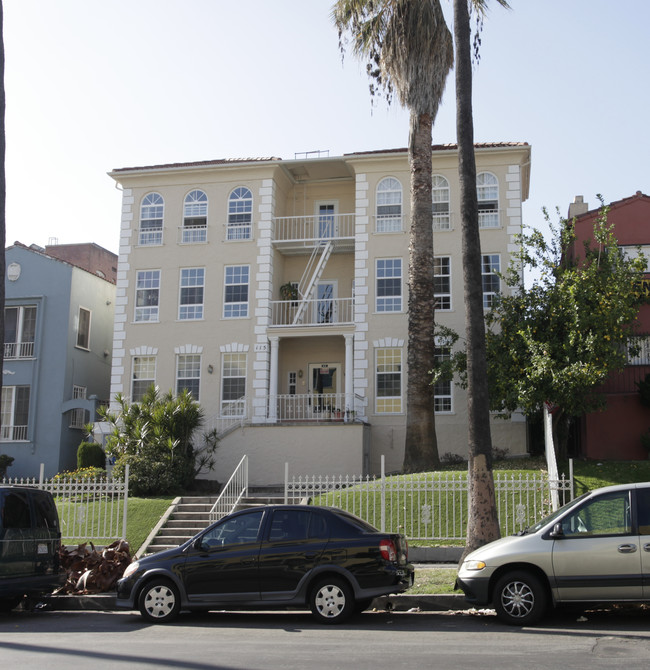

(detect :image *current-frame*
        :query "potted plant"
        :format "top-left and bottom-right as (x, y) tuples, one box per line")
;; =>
(279, 283), (298, 301)
(0, 454), (15, 480)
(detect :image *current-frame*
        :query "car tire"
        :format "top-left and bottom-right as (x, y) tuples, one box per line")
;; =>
(493, 570), (548, 626)
(309, 577), (354, 624)
(0, 597), (22, 613)
(138, 578), (181, 624)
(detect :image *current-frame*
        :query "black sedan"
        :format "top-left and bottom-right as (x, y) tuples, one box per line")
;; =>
(117, 505), (414, 624)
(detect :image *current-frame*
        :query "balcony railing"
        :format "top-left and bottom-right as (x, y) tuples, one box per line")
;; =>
(478, 210), (500, 228)
(272, 213), (355, 243)
(274, 393), (350, 422)
(270, 298), (354, 327)
(4, 341), (35, 359)
(179, 224), (207, 244)
(0, 425), (28, 441)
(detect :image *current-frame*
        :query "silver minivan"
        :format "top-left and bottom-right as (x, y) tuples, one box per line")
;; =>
(456, 482), (650, 625)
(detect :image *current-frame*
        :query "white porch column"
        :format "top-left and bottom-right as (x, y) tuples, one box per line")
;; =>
(344, 333), (354, 422)
(268, 336), (280, 422)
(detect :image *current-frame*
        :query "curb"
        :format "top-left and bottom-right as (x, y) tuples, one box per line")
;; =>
(43, 593), (469, 613)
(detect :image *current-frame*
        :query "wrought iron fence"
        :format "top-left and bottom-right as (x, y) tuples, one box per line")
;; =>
(285, 457), (573, 541)
(2, 463), (129, 542)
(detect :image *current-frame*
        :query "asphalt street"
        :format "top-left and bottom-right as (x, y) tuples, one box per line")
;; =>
(2, 606), (650, 670)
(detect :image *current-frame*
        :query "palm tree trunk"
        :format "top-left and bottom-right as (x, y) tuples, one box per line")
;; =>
(0, 2), (6, 420)
(403, 110), (439, 473)
(454, 0), (500, 558)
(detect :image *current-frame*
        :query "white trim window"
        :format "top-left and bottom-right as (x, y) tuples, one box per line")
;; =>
(434, 338), (453, 413)
(434, 256), (451, 311)
(482, 254), (501, 309)
(376, 177), (402, 233)
(627, 336), (650, 365)
(477, 172), (499, 228)
(182, 190), (208, 243)
(223, 265), (249, 318)
(375, 347), (402, 413)
(76, 307), (91, 350)
(139, 193), (164, 245)
(176, 354), (201, 400)
(4, 305), (36, 359)
(227, 187), (253, 240)
(132, 356), (156, 402)
(179, 268), (205, 320)
(70, 385), (87, 429)
(135, 270), (161, 322)
(221, 352), (247, 415)
(432, 175), (451, 230)
(376, 258), (402, 312)
(0, 386), (30, 441)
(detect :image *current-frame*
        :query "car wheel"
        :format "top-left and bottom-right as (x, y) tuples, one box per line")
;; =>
(0, 597), (22, 613)
(493, 570), (548, 626)
(138, 578), (181, 624)
(310, 577), (354, 624)
(353, 598), (374, 614)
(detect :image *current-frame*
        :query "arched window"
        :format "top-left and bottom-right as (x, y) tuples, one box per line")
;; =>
(227, 187), (253, 240)
(139, 193), (164, 245)
(182, 190), (208, 243)
(432, 175), (450, 230)
(477, 172), (499, 228)
(376, 177), (402, 232)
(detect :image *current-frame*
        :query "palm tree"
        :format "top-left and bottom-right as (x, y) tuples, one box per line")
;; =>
(333, 0), (454, 472)
(453, 0), (509, 558)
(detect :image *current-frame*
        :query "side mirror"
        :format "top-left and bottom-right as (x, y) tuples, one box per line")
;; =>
(550, 522), (565, 539)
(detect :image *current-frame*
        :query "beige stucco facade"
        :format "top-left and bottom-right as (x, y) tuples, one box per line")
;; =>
(109, 144), (530, 485)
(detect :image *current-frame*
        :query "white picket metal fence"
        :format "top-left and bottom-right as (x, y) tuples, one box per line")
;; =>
(285, 457), (574, 541)
(2, 463), (129, 542)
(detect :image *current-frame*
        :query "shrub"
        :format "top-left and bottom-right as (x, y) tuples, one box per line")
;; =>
(101, 386), (219, 496)
(53, 466), (107, 481)
(0, 454), (15, 479)
(77, 442), (107, 469)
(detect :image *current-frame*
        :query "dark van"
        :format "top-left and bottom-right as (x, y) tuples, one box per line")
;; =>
(0, 486), (66, 611)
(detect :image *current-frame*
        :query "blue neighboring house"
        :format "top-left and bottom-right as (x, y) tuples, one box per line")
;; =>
(2, 242), (116, 478)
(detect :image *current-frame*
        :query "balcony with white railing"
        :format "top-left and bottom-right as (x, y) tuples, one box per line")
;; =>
(4, 341), (35, 359)
(0, 425), (28, 441)
(270, 393), (364, 423)
(179, 224), (208, 244)
(272, 213), (355, 253)
(270, 297), (354, 328)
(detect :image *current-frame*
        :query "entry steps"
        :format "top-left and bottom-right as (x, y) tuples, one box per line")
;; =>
(139, 487), (285, 555)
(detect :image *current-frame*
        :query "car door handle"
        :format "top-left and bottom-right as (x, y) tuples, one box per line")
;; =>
(617, 544), (637, 554)
(643, 543), (650, 552)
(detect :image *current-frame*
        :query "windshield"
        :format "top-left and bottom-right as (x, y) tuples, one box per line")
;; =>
(523, 492), (590, 534)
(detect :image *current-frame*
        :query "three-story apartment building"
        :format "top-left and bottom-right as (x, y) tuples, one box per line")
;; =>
(109, 143), (531, 484)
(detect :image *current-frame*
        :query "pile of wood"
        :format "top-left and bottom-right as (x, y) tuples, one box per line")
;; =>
(55, 539), (132, 594)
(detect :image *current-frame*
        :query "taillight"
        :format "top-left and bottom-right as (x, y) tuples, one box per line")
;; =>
(379, 539), (397, 562)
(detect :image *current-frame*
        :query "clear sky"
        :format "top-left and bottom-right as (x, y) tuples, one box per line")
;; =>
(4, 0), (649, 255)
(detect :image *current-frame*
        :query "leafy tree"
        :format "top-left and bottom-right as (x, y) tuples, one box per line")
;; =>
(101, 386), (219, 496)
(333, 0), (454, 471)
(485, 203), (647, 461)
(453, 0), (509, 557)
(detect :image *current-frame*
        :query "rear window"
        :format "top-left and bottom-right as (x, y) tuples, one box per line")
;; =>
(32, 492), (60, 531)
(0, 491), (32, 529)
(329, 509), (379, 534)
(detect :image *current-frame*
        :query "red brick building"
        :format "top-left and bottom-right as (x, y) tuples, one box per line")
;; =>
(568, 192), (650, 459)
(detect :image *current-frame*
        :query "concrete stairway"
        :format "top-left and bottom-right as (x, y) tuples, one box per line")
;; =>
(139, 487), (286, 556)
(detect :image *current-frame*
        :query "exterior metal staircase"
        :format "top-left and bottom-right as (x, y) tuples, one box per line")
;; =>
(293, 241), (333, 324)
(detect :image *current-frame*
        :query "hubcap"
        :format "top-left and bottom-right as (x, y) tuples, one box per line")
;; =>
(315, 585), (345, 618)
(501, 580), (534, 618)
(144, 585), (176, 619)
